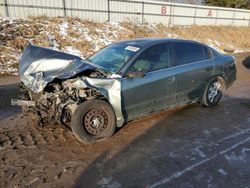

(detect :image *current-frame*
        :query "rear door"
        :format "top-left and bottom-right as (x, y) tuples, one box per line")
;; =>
(121, 43), (176, 121)
(173, 42), (215, 103)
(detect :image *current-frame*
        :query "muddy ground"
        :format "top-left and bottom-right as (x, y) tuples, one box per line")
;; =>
(0, 53), (250, 188)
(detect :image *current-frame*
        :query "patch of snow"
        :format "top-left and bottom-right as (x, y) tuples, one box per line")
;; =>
(203, 130), (210, 136)
(109, 22), (123, 31)
(96, 29), (103, 33)
(63, 46), (84, 58)
(99, 33), (112, 46)
(97, 176), (113, 185)
(48, 34), (59, 50)
(224, 147), (250, 164)
(214, 40), (220, 46)
(169, 151), (178, 158)
(0, 60), (18, 75)
(190, 157), (196, 161)
(0, 17), (16, 24)
(111, 31), (119, 39)
(217, 169), (228, 176)
(166, 33), (179, 38)
(148, 23), (157, 30)
(83, 31), (93, 42)
(234, 49), (245, 54)
(203, 128), (220, 137)
(59, 22), (69, 36)
(192, 147), (207, 158)
(227, 44), (235, 49)
(97, 176), (121, 188)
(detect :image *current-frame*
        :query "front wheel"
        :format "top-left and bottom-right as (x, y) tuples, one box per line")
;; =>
(201, 78), (223, 107)
(71, 99), (116, 143)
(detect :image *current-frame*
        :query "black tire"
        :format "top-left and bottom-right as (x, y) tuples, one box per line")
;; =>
(71, 99), (116, 143)
(201, 77), (223, 107)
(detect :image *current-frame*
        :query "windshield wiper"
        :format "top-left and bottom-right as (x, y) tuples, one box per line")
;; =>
(95, 67), (112, 77)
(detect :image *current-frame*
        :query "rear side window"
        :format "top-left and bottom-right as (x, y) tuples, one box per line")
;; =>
(204, 46), (213, 60)
(173, 42), (206, 66)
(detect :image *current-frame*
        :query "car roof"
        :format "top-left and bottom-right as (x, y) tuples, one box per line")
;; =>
(114, 38), (203, 48)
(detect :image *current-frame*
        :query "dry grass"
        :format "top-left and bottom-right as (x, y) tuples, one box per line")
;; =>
(120, 22), (250, 51)
(167, 25), (250, 50)
(1, 16), (250, 76)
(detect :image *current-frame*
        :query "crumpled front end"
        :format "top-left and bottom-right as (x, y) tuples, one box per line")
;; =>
(14, 45), (124, 127)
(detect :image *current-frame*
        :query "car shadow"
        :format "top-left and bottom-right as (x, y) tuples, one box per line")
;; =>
(242, 56), (250, 69)
(74, 95), (250, 188)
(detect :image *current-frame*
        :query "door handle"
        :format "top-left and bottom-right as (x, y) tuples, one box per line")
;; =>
(171, 77), (176, 82)
(166, 77), (175, 83)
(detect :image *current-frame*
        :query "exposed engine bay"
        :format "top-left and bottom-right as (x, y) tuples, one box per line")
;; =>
(19, 72), (104, 127)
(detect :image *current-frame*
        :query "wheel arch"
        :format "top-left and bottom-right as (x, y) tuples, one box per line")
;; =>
(200, 75), (226, 101)
(215, 75), (226, 90)
(87, 86), (124, 128)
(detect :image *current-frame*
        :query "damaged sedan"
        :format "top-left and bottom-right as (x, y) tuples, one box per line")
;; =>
(12, 39), (237, 143)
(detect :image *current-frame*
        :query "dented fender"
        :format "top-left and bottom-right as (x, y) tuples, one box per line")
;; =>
(64, 76), (124, 127)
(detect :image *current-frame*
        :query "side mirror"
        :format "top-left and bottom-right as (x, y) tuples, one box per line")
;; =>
(126, 71), (145, 78)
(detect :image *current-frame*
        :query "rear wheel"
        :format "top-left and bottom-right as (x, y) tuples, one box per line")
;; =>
(71, 99), (116, 143)
(201, 78), (223, 107)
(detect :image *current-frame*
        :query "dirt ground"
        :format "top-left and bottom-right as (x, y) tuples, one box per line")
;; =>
(0, 53), (250, 188)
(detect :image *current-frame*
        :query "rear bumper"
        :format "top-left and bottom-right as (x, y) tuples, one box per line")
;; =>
(225, 70), (237, 89)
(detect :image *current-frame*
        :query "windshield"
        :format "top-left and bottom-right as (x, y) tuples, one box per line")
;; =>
(87, 44), (139, 73)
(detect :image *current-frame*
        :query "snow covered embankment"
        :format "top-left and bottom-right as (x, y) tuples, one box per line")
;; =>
(1, 16), (250, 76)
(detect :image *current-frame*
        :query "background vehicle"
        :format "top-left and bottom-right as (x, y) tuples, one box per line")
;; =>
(12, 39), (237, 143)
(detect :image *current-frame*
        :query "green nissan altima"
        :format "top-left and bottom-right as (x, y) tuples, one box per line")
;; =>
(13, 38), (237, 143)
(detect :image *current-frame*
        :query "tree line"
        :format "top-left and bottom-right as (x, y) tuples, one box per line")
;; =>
(205, 0), (250, 9)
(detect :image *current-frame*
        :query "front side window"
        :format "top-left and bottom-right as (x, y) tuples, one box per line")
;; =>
(87, 44), (139, 73)
(173, 42), (206, 66)
(128, 43), (171, 74)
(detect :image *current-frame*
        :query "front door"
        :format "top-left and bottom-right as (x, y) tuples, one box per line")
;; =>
(121, 43), (176, 121)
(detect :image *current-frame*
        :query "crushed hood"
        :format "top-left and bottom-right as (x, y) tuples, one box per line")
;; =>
(19, 45), (101, 93)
